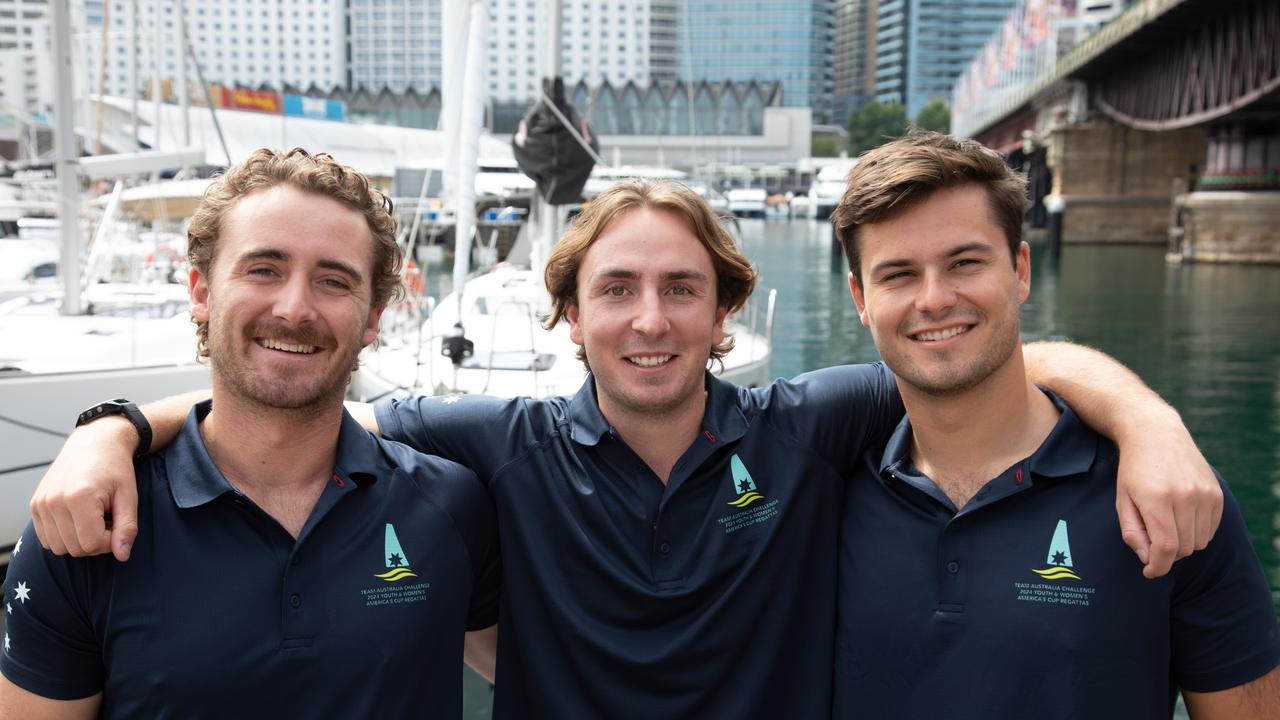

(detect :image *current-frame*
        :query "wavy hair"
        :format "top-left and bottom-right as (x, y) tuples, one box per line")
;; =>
(186, 147), (403, 358)
(543, 179), (758, 368)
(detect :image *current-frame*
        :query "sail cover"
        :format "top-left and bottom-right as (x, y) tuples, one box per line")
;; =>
(513, 78), (598, 205)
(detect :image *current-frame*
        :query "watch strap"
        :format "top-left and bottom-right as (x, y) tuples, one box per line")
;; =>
(76, 398), (153, 461)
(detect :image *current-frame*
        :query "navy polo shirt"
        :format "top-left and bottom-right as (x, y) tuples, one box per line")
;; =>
(1, 401), (499, 718)
(377, 364), (903, 719)
(835, 391), (1280, 719)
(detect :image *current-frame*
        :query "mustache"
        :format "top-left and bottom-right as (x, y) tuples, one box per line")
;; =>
(246, 321), (335, 349)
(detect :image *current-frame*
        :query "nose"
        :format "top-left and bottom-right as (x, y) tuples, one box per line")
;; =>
(631, 289), (671, 337)
(914, 271), (957, 315)
(273, 274), (319, 325)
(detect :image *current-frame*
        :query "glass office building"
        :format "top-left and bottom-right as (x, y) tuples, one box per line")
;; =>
(675, 0), (835, 123)
(875, 0), (1017, 118)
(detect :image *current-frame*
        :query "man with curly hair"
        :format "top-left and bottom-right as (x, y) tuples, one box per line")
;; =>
(0, 149), (498, 718)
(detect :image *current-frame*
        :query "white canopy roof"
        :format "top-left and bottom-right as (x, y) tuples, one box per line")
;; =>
(95, 95), (517, 180)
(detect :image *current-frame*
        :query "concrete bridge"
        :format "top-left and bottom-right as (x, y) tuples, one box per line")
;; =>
(954, 0), (1279, 264)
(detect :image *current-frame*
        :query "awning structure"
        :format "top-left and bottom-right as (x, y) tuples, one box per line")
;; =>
(96, 95), (517, 182)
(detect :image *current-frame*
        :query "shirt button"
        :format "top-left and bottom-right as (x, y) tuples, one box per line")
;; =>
(946, 561), (960, 574)
(659, 541), (672, 555)
(290, 593), (301, 608)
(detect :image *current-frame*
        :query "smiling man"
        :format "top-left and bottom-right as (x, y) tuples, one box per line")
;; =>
(25, 178), (1226, 718)
(0, 149), (498, 719)
(831, 133), (1279, 719)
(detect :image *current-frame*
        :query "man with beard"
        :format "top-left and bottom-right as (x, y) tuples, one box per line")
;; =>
(831, 133), (1279, 719)
(0, 148), (498, 719)
(27, 180), (1223, 717)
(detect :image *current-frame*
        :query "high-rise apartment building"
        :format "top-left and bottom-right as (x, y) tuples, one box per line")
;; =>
(833, 0), (876, 126)
(874, 0), (1017, 118)
(0, 0), (50, 114)
(348, 1), (442, 93)
(87, 0), (346, 98)
(483, 0), (652, 103)
(647, 1), (678, 82)
(674, 0), (836, 123)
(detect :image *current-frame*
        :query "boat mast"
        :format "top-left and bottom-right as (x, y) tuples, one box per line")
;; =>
(456, 1), (487, 296)
(531, 0), (564, 276)
(129, 0), (140, 150)
(51, 0), (81, 316)
(176, 0), (190, 157)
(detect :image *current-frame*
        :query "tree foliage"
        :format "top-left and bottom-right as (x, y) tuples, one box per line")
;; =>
(846, 101), (909, 155)
(811, 136), (842, 157)
(915, 99), (951, 134)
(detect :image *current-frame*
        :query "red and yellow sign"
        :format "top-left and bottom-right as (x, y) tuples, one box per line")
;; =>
(214, 85), (282, 114)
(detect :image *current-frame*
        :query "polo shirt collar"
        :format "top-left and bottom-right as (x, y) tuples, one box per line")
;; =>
(568, 371), (748, 447)
(168, 400), (382, 509)
(878, 388), (1097, 481)
(569, 375), (611, 446)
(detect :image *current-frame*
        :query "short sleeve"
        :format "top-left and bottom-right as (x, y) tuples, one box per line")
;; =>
(1170, 480), (1280, 692)
(375, 394), (535, 482)
(1, 523), (106, 700)
(756, 363), (904, 476)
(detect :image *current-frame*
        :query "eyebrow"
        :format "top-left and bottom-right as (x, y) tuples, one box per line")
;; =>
(869, 242), (995, 277)
(236, 248), (365, 285)
(590, 267), (711, 284)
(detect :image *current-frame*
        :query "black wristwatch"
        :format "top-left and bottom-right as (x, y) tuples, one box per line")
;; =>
(76, 398), (153, 461)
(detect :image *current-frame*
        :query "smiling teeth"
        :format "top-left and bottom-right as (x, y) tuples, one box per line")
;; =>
(262, 339), (317, 354)
(915, 327), (968, 342)
(629, 355), (672, 367)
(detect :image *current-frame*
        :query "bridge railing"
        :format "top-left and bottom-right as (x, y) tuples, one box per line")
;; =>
(953, 0), (1192, 139)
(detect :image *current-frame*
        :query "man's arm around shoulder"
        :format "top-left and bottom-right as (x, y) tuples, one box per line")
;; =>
(29, 391), (208, 560)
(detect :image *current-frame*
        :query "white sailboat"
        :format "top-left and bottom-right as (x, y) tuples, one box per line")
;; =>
(0, 4), (212, 566)
(353, 0), (774, 405)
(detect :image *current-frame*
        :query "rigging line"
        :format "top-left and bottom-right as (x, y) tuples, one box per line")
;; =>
(0, 413), (69, 439)
(1, 461), (55, 477)
(538, 87), (609, 168)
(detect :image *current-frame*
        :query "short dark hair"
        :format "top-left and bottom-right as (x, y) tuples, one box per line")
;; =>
(832, 131), (1028, 287)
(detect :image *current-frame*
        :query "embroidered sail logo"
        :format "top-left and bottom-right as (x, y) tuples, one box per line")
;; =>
(374, 523), (419, 582)
(1031, 519), (1082, 581)
(726, 454), (764, 508)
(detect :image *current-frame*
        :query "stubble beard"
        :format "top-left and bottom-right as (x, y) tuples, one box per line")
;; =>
(888, 306), (1022, 399)
(207, 315), (364, 414)
(594, 354), (708, 423)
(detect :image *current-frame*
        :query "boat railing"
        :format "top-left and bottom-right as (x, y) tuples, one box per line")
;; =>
(730, 285), (777, 365)
(472, 296), (546, 396)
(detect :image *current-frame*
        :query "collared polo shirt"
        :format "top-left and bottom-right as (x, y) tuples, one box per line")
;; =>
(834, 390), (1280, 719)
(1, 401), (499, 718)
(377, 364), (902, 719)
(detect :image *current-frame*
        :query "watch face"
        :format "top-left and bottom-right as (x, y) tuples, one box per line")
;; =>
(77, 400), (127, 426)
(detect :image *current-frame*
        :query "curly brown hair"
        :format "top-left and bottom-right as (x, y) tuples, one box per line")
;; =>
(186, 147), (403, 359)
(831, 131), (1028, 288)
(543, 179), (758, 369)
